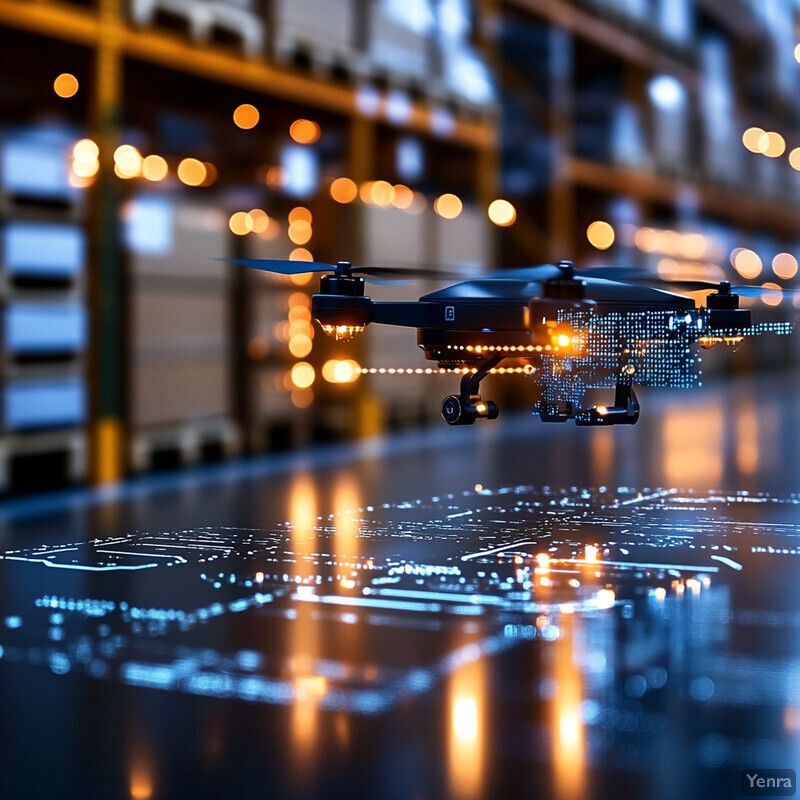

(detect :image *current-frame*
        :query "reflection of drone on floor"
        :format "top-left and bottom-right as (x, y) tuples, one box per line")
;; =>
(233, 257), (792, 426)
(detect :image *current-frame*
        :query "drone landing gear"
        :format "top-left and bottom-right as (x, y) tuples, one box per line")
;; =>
(534, 382), (640, 426)
(575, 383), (640, 426)
(441, 356), (501, 425)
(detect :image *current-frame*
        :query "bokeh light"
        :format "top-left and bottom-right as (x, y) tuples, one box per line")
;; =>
(370, 180), (395, 207)
(114, 145), (143, 178)
(330, 177), (358, 204)
(289, 248), (314, 263)
(229, 211), (254, 235)
(72, 159), (99, 179)
(742, 127), (765, 153)
(72, 139), (99, 178)
(291, 389), (314, 408)
(290, 119), (321, 144)
(142, 155), (168, 182)
(758, 131), (785, 158)
(587, 220), (615, 250)
(265, 166), (284, 189)
(288, 334), (313, 358)
(249, 209), (270, 234)
(392, 184), (414, 210)
(288, 207), (312, 224)
(434, 193), (463, 219)
(288, 220), (312, 245)
(732, 248), (762, 279)
(177, 158), (207, 186)
(233, 104), (260, 129)
(73, 139), (99, 159)
(760, 282), (783, 306)
(201, 162), (217, 186)
(772, 252), (798, 280)
(290, 362), (315, 389)
(488, 199), (517, 226)
(322, 359), (360, 384)
(54, 73), (79, 98)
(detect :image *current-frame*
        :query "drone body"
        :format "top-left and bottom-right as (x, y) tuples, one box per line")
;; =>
(233, 258), (792, 427)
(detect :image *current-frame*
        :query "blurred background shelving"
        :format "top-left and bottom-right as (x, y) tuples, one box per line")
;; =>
(0, 0), (799, 494)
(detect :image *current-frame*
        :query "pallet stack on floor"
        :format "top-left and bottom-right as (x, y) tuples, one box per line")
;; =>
(126, 194), (240, 470)
(0, 125), (88, 491)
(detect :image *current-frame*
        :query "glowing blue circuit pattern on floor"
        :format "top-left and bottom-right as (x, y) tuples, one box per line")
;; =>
(0, 484), (799, 771)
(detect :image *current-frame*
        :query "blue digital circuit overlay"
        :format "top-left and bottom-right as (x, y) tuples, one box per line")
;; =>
(539, 307), (793, 409)
(0, 481), (799, 760)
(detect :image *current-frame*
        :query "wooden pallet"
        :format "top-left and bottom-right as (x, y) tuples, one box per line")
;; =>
(0, 428), (87, 492)
(130, 417), (241, 472)
(129, 0), (264, 57)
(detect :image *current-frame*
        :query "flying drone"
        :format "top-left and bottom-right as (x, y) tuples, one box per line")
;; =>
(232, 257), (793, 426)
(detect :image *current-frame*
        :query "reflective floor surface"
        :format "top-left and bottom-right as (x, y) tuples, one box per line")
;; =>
(1, 373), (800, 800)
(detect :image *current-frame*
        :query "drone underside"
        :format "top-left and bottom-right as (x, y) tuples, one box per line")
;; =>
(231, 257), (793, 427)
(416, 306), (790, 426)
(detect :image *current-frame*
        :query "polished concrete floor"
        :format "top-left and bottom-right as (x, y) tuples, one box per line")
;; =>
(1, 372), (799, 799)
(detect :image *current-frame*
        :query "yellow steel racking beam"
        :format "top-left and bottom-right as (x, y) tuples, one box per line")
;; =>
(88, 0), (125, 484)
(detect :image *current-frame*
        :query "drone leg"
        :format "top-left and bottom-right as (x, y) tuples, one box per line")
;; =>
(575, 381), (640, 426)
(441, 356), (502, 425)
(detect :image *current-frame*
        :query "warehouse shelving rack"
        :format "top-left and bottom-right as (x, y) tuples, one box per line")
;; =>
(497, 0), (800, 265)
(0, 0), (499, 488)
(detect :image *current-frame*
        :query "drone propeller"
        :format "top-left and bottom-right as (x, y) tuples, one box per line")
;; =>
(228, 258), (468, 283)
(231, 256), (663, 285)
(574, 266), (647, 280)
(229, 258), (798, 299)
(625, 276), (799, 299)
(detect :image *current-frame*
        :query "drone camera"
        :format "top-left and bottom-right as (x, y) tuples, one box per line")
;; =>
(441, 395), (499, 425)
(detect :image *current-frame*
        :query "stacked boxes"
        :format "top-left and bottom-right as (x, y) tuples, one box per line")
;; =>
(699, 36), (742, 186)
(649, 76), (690, 177)
(271, 0), (361, 71)
(0, 127), (88, 490)
(575, 75), (650, 170)
(365, 0), (436, 87)
(126, 195), (240, 469)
